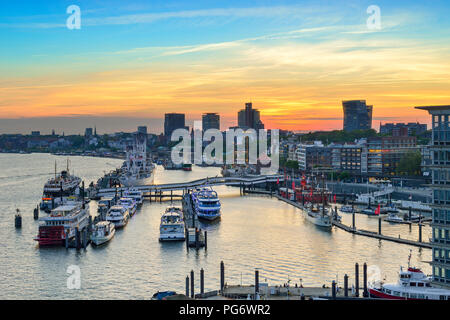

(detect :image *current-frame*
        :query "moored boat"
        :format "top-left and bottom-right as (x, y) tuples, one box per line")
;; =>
(369, 255), (450, 300)
(385, 213), (404, 223)
(305, 205), (332, 229)
(191, 186), (221, 221)
(159, 207), (185, 241)
(90, 221), (115, 245)
(339, 205), (355, 213)
(117, 197), (137, 216)
(106, 205), (129, 228)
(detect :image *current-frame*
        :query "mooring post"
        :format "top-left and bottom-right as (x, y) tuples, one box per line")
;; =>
(363, 263), (368, 297)
(149, 190), (152, 203)
(355, 263), (359, 297)
(200, 268), (205, 295)
(332, 281), (336, 300)
(419, 223), (422, 242)
(65, 231), (69, 249)
(220, 261), (225, 294)
(204, 231), (207, 250)
(255, 269), (259, 296)
(190, 270), (195, 298)
(186, 276), (189, 297)
(335, 206), (338, 221)
(33, 207), (39, 220)
(75, 227), (80, 250)
(378, 217), (382, 235)
(409, 206), (412, 221)
(352, 212), (356, 231)
(195, 228), (199, 249)
(344, 274), (349, 297)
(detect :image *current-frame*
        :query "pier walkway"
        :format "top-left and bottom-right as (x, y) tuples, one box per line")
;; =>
(97, 174), (283, 196)
(274, 194), (432, 249)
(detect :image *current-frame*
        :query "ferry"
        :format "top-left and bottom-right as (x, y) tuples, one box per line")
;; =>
(159, 207), (186, 241)
(90, 221), (116, 246)
(106, 205), (130, 228)
(182, 163), (192, 171)
(369, 255), (450, 300)
(40, 161), (81, 211)
(123, 188), (143, 205)
(34, 202), (89, 246)
(117, 197), (137, 216)
(191, 187), (221, 221)
(305, 205), (332, 229)
(119, 132), (155, 187)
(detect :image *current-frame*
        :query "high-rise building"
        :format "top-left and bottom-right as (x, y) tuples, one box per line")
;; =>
(202, 113), (220, 132)
(416, 105), (450, 287)
(164, 113), (186, 138)
(85, 128), (93, 137)
(237, 102), (264, 130)
(137, 126), (148, 135)
(342, 100), (373, 131)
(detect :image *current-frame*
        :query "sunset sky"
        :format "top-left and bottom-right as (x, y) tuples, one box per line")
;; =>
(1, 0), (450, 134)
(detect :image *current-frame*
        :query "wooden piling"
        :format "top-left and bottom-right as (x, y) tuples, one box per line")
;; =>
(255, 269), (259, 295)
(378, 217), (382, 235)
(204, 231), (207, 250)
(186, 276), (189, 297)
(220, 261), (225, 294)
(190, 270), (194, 298)
(419, 223), (422, 242)
(200, 268), (205, 294)
(33, 207), (39, 220)
(355, 263), (359, 297)
(363, 263), (368, 297)
(352, 212), (356, 230)
(344, 274), (348, 297)
(331, 281), (336, 300)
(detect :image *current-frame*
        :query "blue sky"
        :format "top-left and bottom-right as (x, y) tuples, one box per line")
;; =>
(1, 0), (450, 133)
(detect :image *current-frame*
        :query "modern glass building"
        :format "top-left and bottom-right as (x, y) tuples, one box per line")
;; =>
(342, 100), (373, 131)
(416, 105), (450, 287)
(202, 113), (220, 132)
(164, 113), (186, 138)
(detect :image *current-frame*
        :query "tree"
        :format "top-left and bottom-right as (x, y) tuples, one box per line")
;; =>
(396, 151), (422, 176)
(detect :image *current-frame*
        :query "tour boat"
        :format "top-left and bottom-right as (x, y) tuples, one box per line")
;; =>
(40, 161), (81, 211)
(90, 221), (116, 246)
(305, 205), (332, 229)
(159, 207), (186, 241)
(117, 197), (137, 216)
(339, 205), (355, 213)
(191, 187), (221, 221)
(122, 188), (143, 205)
(119, 132), (154, 187)
(369, 256), (450, 300)
(34, 202), (90, 246)
(182, 163), (192, 171)
(106, 205), (130, 228)
(385, 213), (404, 223)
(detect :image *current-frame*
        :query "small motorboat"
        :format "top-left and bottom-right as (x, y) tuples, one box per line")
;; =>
(384, 213), (404, 224)
(90, 221), (115, 245)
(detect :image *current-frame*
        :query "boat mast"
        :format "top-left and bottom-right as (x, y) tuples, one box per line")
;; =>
(54, 160), (57, 180)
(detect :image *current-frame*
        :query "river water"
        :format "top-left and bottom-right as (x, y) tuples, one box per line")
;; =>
(0, 153), (432, 299)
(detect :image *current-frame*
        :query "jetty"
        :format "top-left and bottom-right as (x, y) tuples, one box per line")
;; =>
(182, 193), (207, 249)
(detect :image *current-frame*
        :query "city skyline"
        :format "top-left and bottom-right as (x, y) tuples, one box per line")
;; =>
(1, 0), (450, 133)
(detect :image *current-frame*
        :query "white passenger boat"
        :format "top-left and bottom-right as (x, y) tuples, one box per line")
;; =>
(34, 202), (89, 246)
(159, 207), (186, 241)
(106, 205), (130, 228)
(90, 221), (116, 245)
(191, 187), (221, 221)
(305, 205), (332, 229)
(123, 188), (143, 205)
(117, 197), (137, 216)
(369, 255), (450, 300)
(119, 132), (154, 187)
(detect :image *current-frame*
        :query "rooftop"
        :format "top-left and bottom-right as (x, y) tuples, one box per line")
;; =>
(415, 105), (450, 111)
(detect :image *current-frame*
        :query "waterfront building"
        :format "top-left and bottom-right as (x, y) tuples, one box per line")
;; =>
(380, 122), (427, 136)
(202, 113), (220, 132)
(164, 113), (187, 139)
(365, 136), (417, 176)
(31, 131), (40, 136)
(342, 100), (373, 131)
(331, 142), (363, 175)
(416, 105), (450, 287)
(237, 102), (264, 130)
(295, 141), (332, 171)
